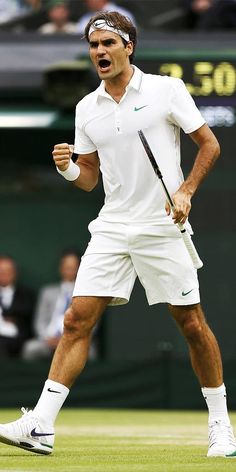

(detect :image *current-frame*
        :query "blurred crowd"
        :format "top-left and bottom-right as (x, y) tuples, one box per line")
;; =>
(0, 0), (236, 33)
(0, 251), (102, 361)
(0, 0), (136, 33)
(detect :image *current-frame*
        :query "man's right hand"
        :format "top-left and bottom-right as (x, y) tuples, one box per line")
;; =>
(52, 143), (74, 171)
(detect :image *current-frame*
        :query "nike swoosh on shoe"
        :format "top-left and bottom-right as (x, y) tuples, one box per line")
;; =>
(31, 428), (54, 437)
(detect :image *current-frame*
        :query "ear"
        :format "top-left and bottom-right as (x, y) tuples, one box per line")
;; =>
(126, 41), (134, 57)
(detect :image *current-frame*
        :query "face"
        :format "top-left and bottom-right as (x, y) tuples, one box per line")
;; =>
(89, 30), (133, 81)
(0, 258), (17, 287)
(49, 5), (69, 24)
(59, 255), (80, 282)
(85, 0), (107, 11)
(192, 0), (212, 12)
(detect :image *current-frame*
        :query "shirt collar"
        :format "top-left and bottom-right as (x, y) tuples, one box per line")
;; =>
(96, 65), (143, 101)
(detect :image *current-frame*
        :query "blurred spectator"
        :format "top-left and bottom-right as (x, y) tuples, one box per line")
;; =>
(76, 0), (136, 35)
(22, 249), (101, 361)
(24, 0), (41, 8)
(0, 0), (41, 24)
(0, 255), (35, 358)
(22, 250), (79, 360)
(183, 0), (214, 28)
(0, 0), (42, 31)
(38, 0), (76, 34)
(183, 0), (236, 28)
(21, 0), (42, 12)
(0, 0), (23, 24)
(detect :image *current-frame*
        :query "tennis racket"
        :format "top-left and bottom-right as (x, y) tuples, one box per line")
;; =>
(138, 130), (203, 270)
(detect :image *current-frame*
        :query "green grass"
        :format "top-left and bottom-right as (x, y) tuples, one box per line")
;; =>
(0, 409), (236, 471)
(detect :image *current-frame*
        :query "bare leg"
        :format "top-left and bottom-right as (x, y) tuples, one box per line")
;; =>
(168, 303), (223, 387)
(49, 296), (111, 388)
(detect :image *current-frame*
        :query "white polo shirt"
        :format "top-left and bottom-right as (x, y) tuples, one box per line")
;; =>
(74, 66), (205, 225)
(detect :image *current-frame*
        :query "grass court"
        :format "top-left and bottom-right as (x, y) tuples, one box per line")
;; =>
(0, 409), (236, 471)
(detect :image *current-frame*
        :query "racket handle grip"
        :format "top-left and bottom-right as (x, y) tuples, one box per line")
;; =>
(178, 224), (203, 270)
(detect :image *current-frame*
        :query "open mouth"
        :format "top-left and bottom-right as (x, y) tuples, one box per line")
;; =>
(98, 59), (111, 71)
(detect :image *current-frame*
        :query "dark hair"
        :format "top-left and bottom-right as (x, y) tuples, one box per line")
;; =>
(84, 11), (137, 63)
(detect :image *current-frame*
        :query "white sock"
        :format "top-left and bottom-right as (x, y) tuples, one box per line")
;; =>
(33, 379), (69, 426)
(202, 383), (230, 424)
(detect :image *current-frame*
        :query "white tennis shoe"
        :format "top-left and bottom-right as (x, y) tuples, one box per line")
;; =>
(0, 407), (54, 455)
(207, 419), (236, 457)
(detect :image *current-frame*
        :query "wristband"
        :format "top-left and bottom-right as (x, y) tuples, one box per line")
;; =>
(57, 160), (80, 181)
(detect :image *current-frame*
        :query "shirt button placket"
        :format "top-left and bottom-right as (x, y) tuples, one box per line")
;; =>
(115, 104), (122, 134)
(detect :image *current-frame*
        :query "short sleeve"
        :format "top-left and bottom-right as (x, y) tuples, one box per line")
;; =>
(74, 103), (97, 155)
(168, 78), (205, 134)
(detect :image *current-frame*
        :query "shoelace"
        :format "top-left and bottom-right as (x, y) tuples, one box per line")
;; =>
(5, 407), (39, 437)
(209, 420), (236, 448)
(21, 407), (32, 416)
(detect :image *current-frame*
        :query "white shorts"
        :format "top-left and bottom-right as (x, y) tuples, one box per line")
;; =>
(73, 219), (200, 306)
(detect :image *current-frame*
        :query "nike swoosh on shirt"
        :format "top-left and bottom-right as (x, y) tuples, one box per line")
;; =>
(31, 428), (54, 437)
(134, 105), (148, 111)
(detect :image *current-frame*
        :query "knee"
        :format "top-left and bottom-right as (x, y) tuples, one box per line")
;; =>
(181, 317), (204, 342)
(63, 305), (95, 339)
(169, 304), (207, 343)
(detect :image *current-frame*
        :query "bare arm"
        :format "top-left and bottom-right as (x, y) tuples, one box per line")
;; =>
(52, 143), (100, 192)
(166, 123), (220, 224)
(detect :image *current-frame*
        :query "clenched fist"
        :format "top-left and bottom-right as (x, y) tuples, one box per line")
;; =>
(52, 143), (74, 171)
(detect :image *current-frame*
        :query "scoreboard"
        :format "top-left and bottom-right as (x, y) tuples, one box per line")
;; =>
(156, 61), (236, 98)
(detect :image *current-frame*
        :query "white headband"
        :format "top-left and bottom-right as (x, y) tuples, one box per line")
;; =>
(89, 20), (130, 42)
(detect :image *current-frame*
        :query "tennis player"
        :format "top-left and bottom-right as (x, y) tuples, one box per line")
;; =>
(0, 11), (235, 458)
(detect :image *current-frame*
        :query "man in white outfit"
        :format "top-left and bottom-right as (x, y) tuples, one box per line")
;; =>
(0, 10), (235, 459)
